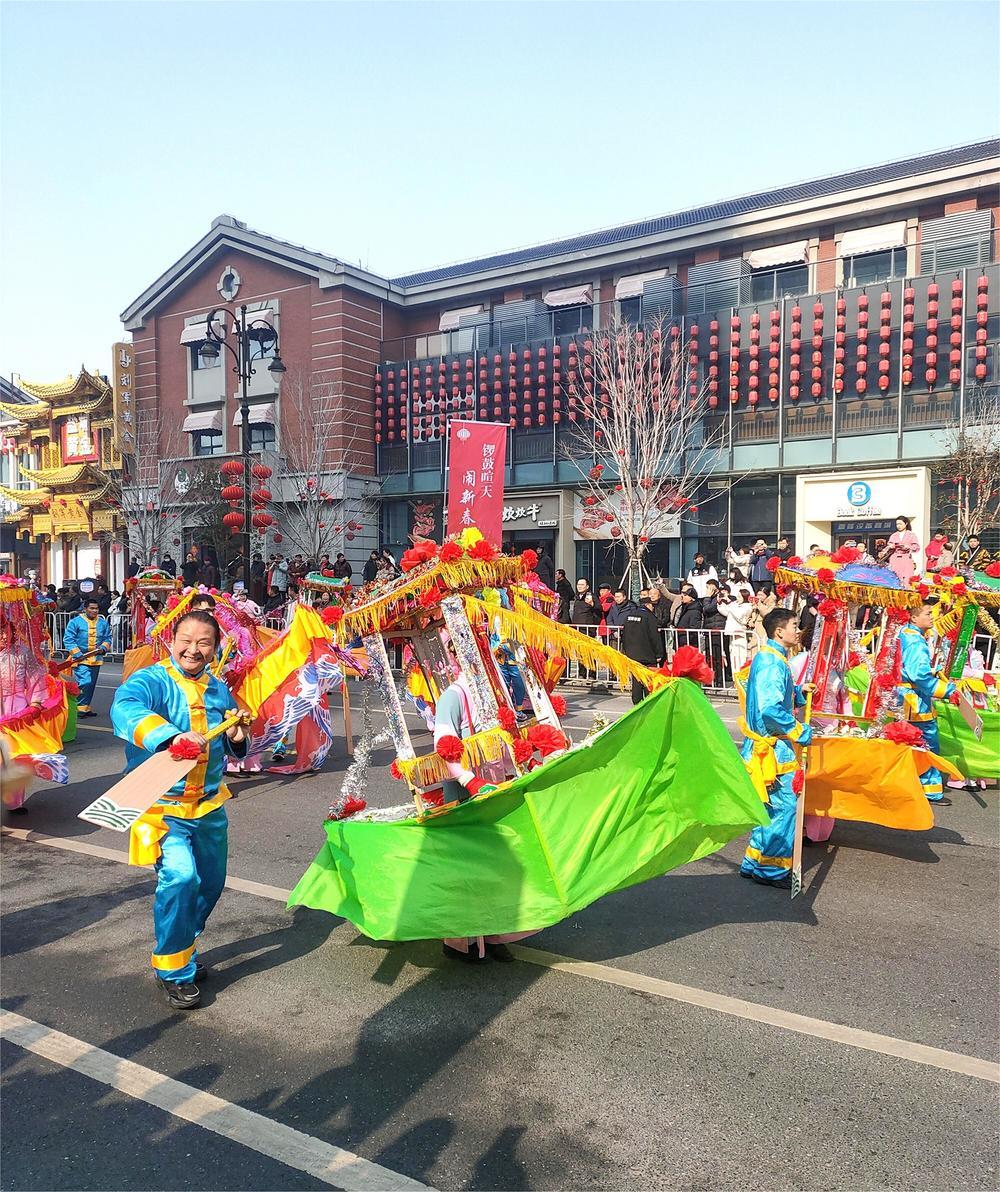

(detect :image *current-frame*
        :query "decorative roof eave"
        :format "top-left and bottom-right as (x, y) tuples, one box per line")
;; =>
(0, 484), (50, 507)
(19, 368), (111, 403)
(0, 399), (50, 421)
(18, 462), (108, 486)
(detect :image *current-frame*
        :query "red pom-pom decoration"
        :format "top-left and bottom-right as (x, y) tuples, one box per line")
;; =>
(497, 706), (518, 733)
(513, 738), (534, 765)
(665, 644), (714, 685)
(765, 556), (781, 572)
(816, 568), (836, 584)
(526, 723), (567, 757)
(881, 721), (926, 747)
(168, 737), (203, 761)
(435, 735), (465, 762)
(817, 598), (844, 618)
(320, 605), (344, 625)
(786, 556), (803, 568)
(439, 541), (463, 563)
(520, 549), (539, 571)
(467, 539), (498, 562)
(389, 760), (404, 780)
(984, 561), (1000, 578)
(549, 694), (567, 717)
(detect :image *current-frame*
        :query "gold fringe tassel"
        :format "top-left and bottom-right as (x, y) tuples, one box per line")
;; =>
(151, 587), (197, 641)
(460, 593), (662, 691)
(397, 726), (513, 788)
(977, 605), (1000, 648)
(775, 567), (1000, 611)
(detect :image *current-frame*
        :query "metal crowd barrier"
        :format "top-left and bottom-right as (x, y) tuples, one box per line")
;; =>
(45, 610), (131, 659)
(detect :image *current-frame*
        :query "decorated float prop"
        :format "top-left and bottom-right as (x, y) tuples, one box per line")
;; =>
(299, 572), (352, 605)
(121, 568), (182, 679)
(288, 532), (769, 942)
(0, 577), (70, 808)
(764, 550), (999, 835)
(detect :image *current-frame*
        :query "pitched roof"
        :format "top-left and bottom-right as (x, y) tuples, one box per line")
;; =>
(19, 367), (110, 402)
(390, 139), (1000, 286)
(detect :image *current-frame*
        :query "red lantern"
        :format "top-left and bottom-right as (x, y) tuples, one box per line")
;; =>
(220, 459), (244, 478)
(220, 484), (244, 503)
(251, 488), (272, 505)
(251, 512), (274, 530)
(222, 511), (245, 533)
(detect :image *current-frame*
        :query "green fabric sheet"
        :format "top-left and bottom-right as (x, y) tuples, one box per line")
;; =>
(935, 702), (1000, 778)
(288, 680), (768, 940)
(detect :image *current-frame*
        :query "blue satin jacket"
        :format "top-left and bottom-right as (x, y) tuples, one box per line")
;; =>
(898, 624), (955, 721)
(63, 614), (112, 663)
(741, 641), (812, 767)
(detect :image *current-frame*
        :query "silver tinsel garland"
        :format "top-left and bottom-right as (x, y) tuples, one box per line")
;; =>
(327, 681), (392, 818)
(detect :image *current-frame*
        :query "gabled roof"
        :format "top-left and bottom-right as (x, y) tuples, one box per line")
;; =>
(390, 139), (1000, 287)
(19, 367), (110, 403)
(121, 139), (998, 323)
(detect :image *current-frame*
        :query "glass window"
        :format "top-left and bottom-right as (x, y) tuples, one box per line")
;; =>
(843, 247), (907, 288)
(248, 423), (276, 453)
(553, 305), (592, 338)
(619, 297), (641, 326)
(751, 264), (809, 304)
(730, 473), (778, 543)
(247, 335), (275, 361)
(192, 430), (222, 457)
(191, 344), (219, 371)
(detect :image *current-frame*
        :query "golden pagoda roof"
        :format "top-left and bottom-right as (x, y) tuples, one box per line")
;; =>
(18, 461), (107, 486)
(0, 399), (50, 421)
(0, 485), (51, 509)
(19, 367), (111, 403)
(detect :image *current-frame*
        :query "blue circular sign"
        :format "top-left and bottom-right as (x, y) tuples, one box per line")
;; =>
(846, 481), (872, 507)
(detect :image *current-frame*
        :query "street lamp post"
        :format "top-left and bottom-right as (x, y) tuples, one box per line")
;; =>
(199, 305), (286, 586)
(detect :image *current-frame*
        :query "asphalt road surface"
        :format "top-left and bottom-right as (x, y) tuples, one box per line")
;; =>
(2, 664), (998, 1191)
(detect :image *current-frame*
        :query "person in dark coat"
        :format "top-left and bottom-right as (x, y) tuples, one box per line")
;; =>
(363, 551), (379, 583)
(159, 553), (177, 578)
(534, 546), (555, 590)
(332, 553), (353, 580)
(671, 585), (703, 650)
(554, 569), (574, 623)
(609, 590), (665, 703)
(701, 579), (728, 685)
(181, 551), (200, 588)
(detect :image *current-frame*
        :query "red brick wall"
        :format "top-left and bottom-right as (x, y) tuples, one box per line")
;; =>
(130, 251), (380, 475)
(815, 234), (836, 291)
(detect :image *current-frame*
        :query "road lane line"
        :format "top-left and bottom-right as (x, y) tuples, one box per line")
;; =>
(0, 1010), (429, 1191)
(5, 827), (998, 1085)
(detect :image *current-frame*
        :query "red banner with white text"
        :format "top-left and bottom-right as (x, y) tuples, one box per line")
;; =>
(446, 420), (507, 546)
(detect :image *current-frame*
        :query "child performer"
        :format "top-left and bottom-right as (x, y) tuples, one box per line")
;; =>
(111, 610), (248, 1010)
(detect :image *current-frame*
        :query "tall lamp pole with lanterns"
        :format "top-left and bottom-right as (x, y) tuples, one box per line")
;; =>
(199, 305), (286, 585)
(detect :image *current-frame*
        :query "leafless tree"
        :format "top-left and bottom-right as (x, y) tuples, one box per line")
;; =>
(561, 317), (731, 589)
(111, 409), (214, 567)
(269, 372), (377, 563)
(935, 388), (1000, 550)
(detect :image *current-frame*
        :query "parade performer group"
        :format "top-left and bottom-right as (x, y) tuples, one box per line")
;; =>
(111, 610), (248, 1010)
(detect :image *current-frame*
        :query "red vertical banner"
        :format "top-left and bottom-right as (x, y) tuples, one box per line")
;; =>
(446, 419), (507, 545)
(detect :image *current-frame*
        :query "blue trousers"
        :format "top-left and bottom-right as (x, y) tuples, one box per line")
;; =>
(741, 772), (796, 881)
(152, 807), (228, 983)
(914, 717), (944, 801)
(74, 663), (99, 712)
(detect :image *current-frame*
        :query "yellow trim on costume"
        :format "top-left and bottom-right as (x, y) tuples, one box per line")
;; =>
(134, 712), (170, 749)
(163, 662), (209, 799)
(924, 783), (943, 795)
(787, 720), (806, 742)
(909, 711), (935, 722)
(744, 846), (792, 870)
(127, 786), (233, 867)
(739, 720), (798, 802)
(761, 644), (791, 668)
(933, 678), (950, 699)
(151, 944), (195, 971)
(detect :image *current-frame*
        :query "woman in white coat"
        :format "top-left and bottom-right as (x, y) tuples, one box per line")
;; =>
(723, 586), (755, 675)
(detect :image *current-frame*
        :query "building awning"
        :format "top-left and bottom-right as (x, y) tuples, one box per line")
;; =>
(179, 317), (225, 345)
(231, 403), (275, 427)
(543, 284), (593, 308)
(839, 221), (907, 256)
(244, 308), (275, 339)
(438, 305), (484, 332)
(182, 410), (223, 433)
(614, 270), (668, 300)
(745, 241), (809, 270)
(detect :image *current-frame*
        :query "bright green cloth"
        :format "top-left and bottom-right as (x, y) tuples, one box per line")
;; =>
(935, 702), (999, 778)
(62, 696), (78, 744)
(288, 681), (768, 940)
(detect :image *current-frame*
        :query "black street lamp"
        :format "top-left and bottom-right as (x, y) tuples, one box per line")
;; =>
(200, 305), (286, 586)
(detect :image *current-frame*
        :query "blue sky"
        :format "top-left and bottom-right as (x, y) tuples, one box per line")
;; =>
(1, 0), (997, 381)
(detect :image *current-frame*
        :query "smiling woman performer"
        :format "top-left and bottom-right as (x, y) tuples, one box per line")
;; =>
(111, 611), (248, 1011)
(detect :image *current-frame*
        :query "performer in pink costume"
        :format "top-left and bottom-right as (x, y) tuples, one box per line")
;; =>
(882, 515), (921, 583)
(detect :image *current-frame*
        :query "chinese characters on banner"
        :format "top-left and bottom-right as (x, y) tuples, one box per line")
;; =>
(112, 342), (135, 455)
(445, 420), (507, 545)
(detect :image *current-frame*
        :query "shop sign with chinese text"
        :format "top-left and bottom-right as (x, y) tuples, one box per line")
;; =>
(446, 420), (507, 544)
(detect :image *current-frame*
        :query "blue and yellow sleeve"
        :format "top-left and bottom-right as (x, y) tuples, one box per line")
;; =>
(111, 669), (181, 755)
(98, 617), (112, 651)
(63, 616), (84, 658)
(901, 630), (952, 703)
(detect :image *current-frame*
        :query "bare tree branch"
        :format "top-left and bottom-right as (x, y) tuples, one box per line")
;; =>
(934, 387), (1000, 546)
(561, 317), (732, 587)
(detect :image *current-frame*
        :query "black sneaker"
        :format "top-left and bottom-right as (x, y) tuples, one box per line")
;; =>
(195, 962), (208, 982)
(929, 796), (952, 807)
(155, 976), (201, 1010)
(740, 869), (792, 889)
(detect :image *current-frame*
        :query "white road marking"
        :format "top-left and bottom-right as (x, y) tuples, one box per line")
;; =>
(5, 827), (998, 1086)
(0, 1010), (429, 1191)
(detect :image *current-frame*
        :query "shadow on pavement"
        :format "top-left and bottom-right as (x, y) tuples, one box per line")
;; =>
(1, 882), (152, 958)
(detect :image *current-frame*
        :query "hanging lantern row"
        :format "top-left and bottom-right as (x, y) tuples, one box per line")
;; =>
(374, 275), (994, 440)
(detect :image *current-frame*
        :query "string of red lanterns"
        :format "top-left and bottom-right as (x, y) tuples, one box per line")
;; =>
(788, 305), (802, 402)
(748, 312), (760, 407)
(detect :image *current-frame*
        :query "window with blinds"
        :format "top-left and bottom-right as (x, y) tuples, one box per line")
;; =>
(919, 210), (993, 274)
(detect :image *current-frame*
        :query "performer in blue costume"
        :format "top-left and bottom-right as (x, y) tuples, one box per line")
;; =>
(111, 610), (248, 1010)
(897, 598), (957, 805)
(63, 598), (111, 716)
(739, 607), (812, 888)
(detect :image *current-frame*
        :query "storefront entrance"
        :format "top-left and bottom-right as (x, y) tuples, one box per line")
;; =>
(830, 518), (896, 551)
